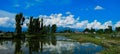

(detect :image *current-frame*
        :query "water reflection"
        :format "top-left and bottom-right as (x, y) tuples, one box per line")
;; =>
(0, 36), (104, 54)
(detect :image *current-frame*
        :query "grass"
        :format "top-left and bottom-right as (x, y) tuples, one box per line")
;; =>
(55, 33), (120, 54)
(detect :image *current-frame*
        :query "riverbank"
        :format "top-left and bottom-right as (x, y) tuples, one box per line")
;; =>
(0, 33), (120, 54)
(55, 33), (120, 54)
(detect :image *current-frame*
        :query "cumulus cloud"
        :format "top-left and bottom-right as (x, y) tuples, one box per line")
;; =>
(0, 10), (119, 30)
(94, 5), (104, 10)
(0, 17), (15, 27)
(0, 10), (15, 18)
(86, 20), (102, 29)
(66, 11), (71, 15)
(0, 10), (15, 28)
(39, 13), (78, 28)
(38, 13), (119, 29)
(115, 21), (120, 27)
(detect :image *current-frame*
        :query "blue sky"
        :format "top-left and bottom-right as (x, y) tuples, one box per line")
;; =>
(0, 0), (120, 31)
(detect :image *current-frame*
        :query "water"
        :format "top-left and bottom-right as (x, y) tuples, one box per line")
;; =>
(0, 36), (104, 54)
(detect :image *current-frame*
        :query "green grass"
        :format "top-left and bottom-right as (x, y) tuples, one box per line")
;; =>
(55, 33), (120, 54)
(100, 46), (120, 54)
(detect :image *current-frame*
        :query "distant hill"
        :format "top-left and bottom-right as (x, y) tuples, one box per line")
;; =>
(0, 27), (27, 32)
(56, 26), (84, 32)
(0, 26), (84, 32)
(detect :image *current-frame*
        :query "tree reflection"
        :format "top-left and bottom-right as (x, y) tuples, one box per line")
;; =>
(13, 38), (25, 54)
(0, 36), (57, 54)
(28, 36), (57, 54)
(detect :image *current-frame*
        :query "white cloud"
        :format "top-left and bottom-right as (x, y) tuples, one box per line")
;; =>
(103, 21), (112, 28)
(14, 4), (20, 8)
(0, 10), (15, 18)
(0, 17), (15, 27)
(39, 13), (78, 27)
(0, 10), (15, 28)
(38, 13), (119, 30)
(94, 5), (104, 10)
(25, 2), (34, 9)
(66, 11), (71, 15)
(74, 20), (88, 28)
(86, 20), (102, 29)
(0, 10), (119, 30)
(115, 21), (120, 27)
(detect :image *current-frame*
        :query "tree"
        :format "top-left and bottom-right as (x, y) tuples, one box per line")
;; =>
(115, 27), (120, 32)
(104, 26), (113, 33)
(28, 16), (33, 33)
(41, 18), (43, 29)
(32, 18), (40, 33)
(41, 25), (47, 34)
(27, 17), (40, 33)
(51, 24), (57, 33)
(90, 28), (95, 33)
(83, 28), (90, 32)
(15, 13), (25, 35)
(47, 24), (51, 34)
(96, 29), (104, 34)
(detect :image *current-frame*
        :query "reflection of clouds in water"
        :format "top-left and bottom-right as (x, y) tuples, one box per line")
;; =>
(0, 45), (8, 50)
(0, 41), (15, 54)
(42, 41), (80, 54)
(81, 42), (98, 47)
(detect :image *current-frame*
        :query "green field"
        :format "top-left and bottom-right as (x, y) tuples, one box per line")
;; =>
(55, 33), (120, 54)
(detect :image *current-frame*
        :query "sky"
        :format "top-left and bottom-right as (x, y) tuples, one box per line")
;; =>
(0, 0), (120, 31)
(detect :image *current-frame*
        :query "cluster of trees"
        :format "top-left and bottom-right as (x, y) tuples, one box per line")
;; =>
(27, 17), (57, 34)
(83, 26), (120, 34)
(15, 13), (57, 35)
(59, 29), (73, 33)
(115, 27), (120, 32)
(15, 13), (25, 35)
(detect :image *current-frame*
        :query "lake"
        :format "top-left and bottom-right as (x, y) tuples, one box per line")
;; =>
(0, 36), (104, 54)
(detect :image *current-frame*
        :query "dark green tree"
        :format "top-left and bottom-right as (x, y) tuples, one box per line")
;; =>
(15, 13), (25, 35)
(47, 24), (51, 34)
(104, 26), (113, 33)
(115, 27), (120, 32)
(90, 28), (95, 33)
(41, 25), (47, 34)
(28, 16), (33, 33)
(27, 17), (40, 33)
(32, 18), (40, 33)
(83, 28), (90, 32)
(51, 24), (57, 33)
(41, 18), (43, 29)
(96, 29), (104, 34)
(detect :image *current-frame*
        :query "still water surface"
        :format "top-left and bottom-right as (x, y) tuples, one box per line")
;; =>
(0, 36), (104, 54)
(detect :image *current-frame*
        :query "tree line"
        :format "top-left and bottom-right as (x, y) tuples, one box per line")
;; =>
(83, 26), (120, 34)
(15, 13), (57, 35)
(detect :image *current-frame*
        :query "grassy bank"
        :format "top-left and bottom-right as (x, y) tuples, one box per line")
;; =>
(55, 33), (120, 54)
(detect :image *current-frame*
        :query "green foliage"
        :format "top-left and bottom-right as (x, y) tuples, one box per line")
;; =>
(15, 13), (25, 35)
(0, 30), (2, 33)
(28, 17), (40, 33)
(41, 18), (43, 29)
(46, 24), (51, 34)
(27, 17), (57, 34)
(28, 16), (33, 33)
(97, 29), (104, 34)
(32, 18), (40, 33)
(90, 28), (95, 33)
(104, 26), (113, 33)
(51, 24), (57, 33)
(115, 27), (120, 32)
(41, 25), (47, 34)
(60, 29), (73, 33)
(83, 28), (90, 32)
(83, 28), (96, 33)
